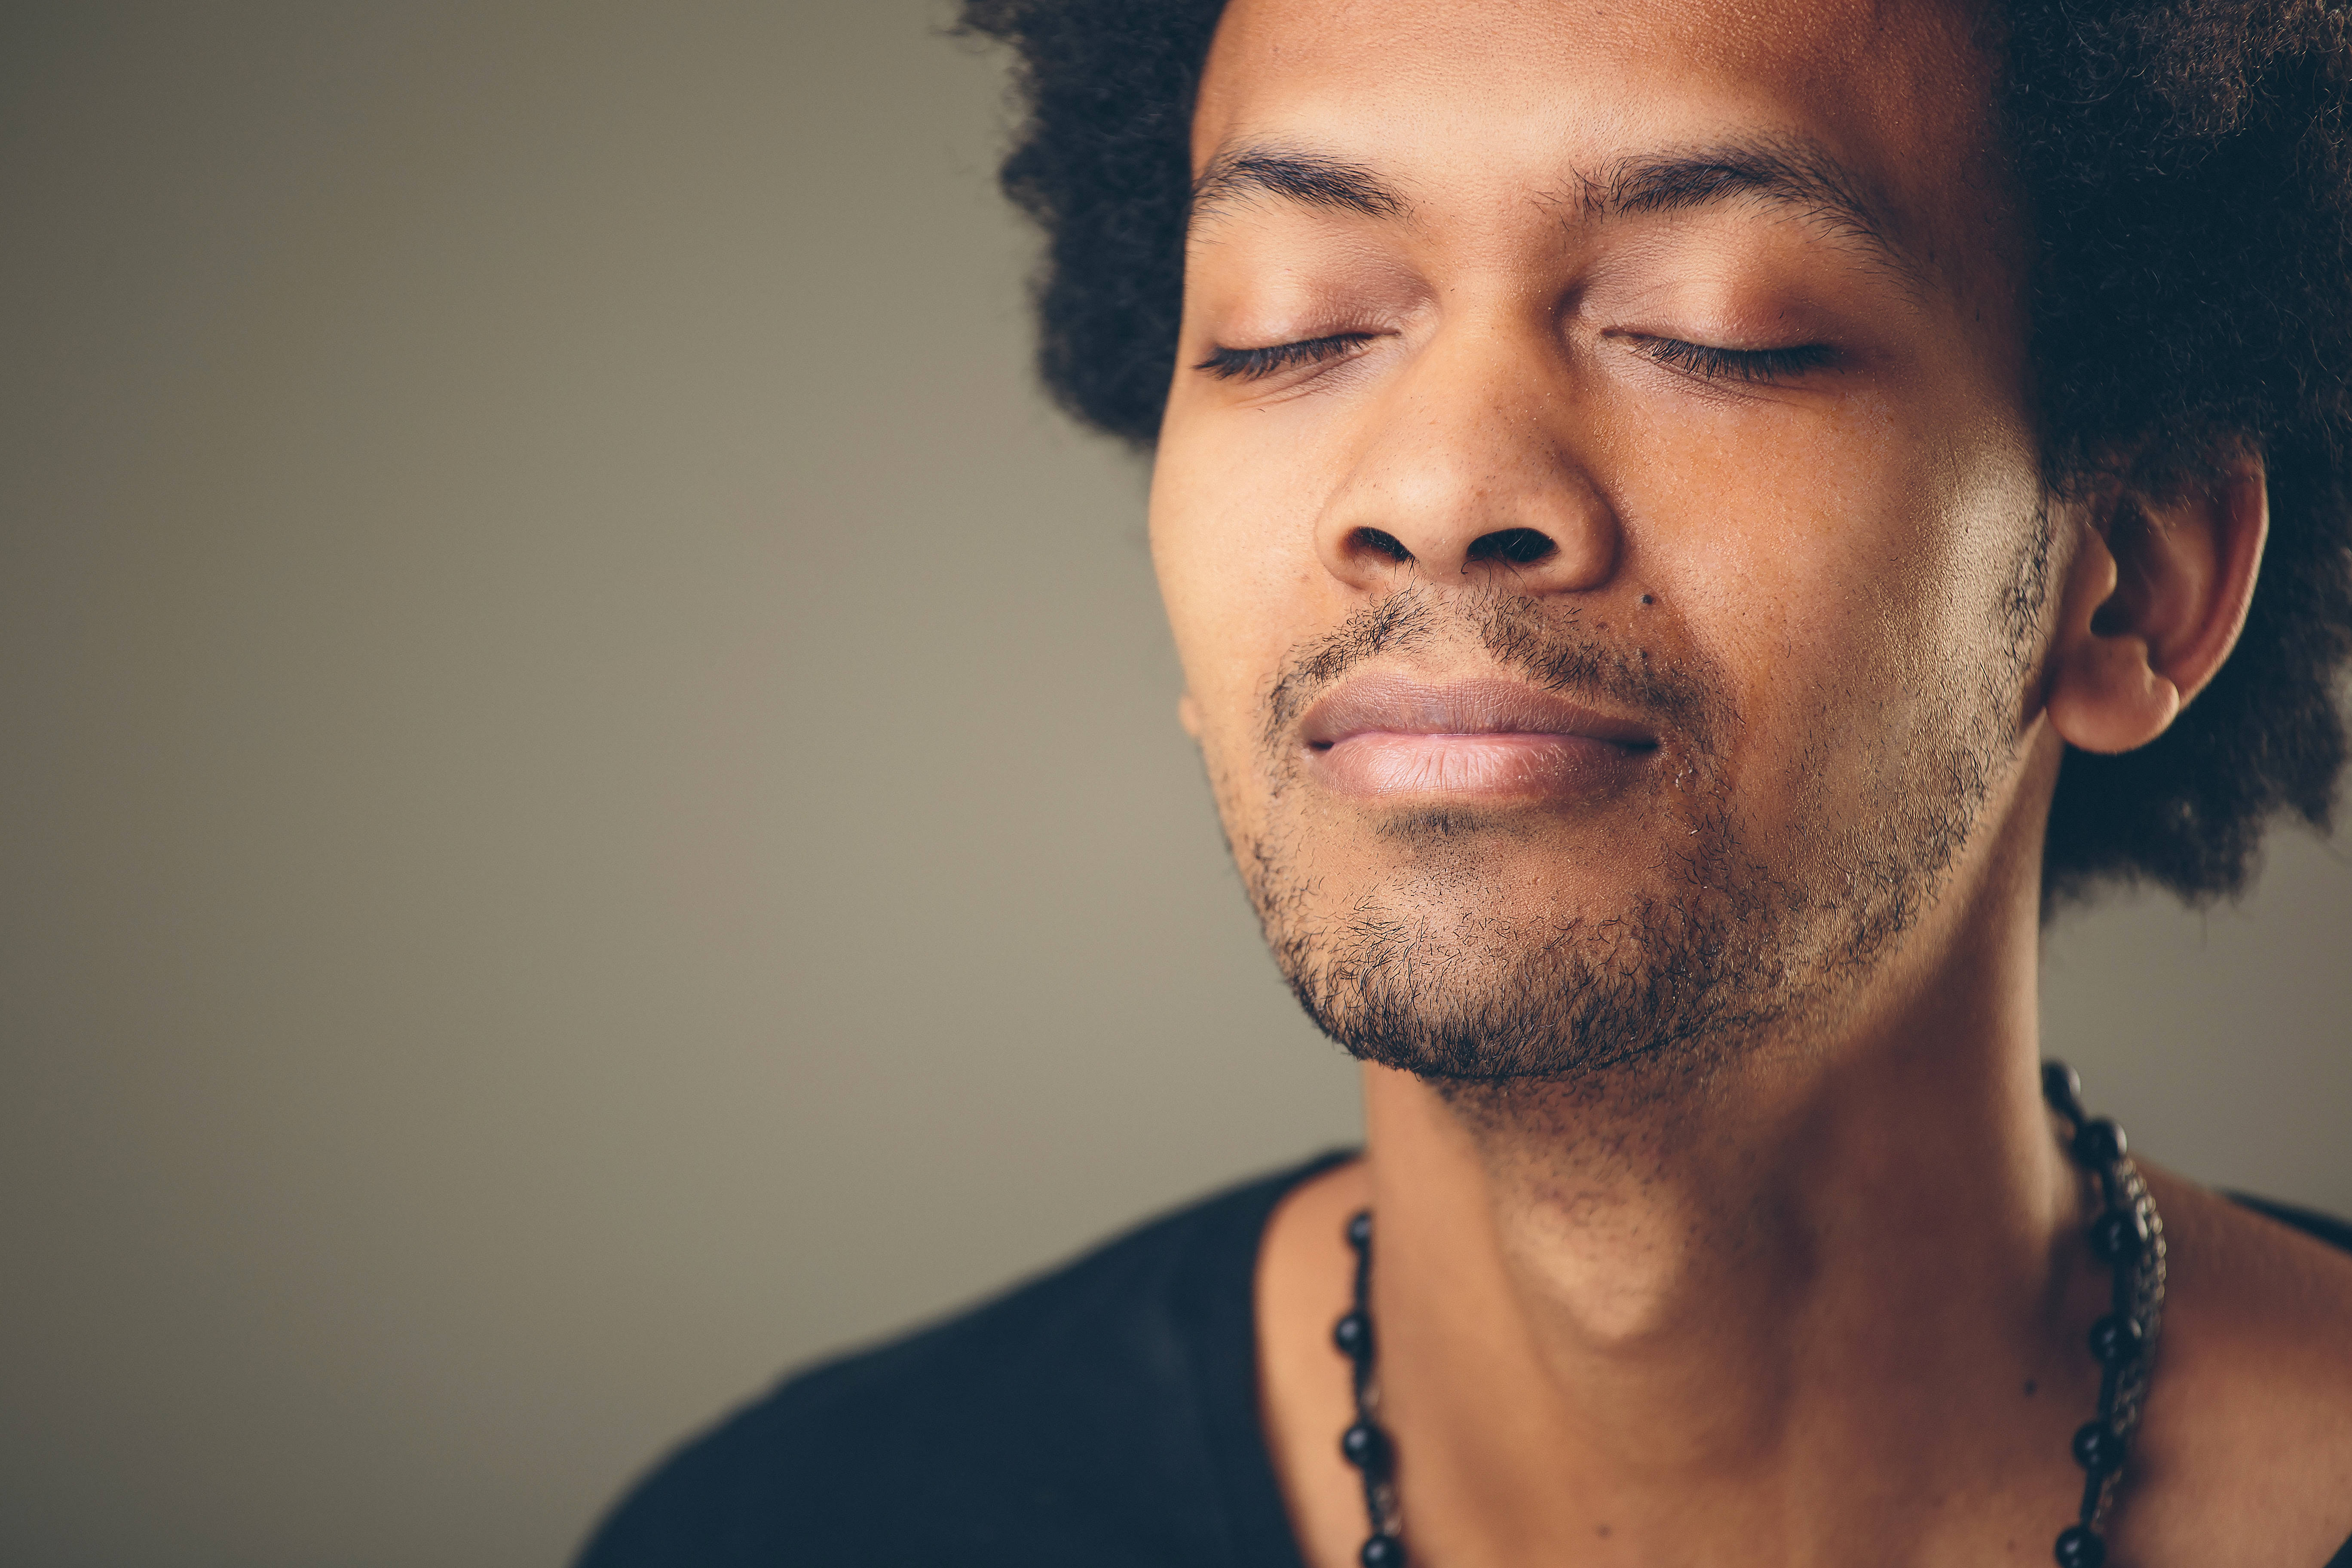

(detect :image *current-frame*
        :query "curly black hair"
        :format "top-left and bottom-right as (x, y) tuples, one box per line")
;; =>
(959, 0), (2352, 910)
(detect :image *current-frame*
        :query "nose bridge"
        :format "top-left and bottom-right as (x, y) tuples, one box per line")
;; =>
(1315, 316), (1619, 592)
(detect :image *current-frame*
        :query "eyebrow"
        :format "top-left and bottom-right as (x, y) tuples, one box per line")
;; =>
(1190, 145), (1406, 224)
(1188, 137), (1918, 280)
(1588, 140), (1915, 279)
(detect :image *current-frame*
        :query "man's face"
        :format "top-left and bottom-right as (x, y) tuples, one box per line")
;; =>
(1150, 0), (2051, 1079)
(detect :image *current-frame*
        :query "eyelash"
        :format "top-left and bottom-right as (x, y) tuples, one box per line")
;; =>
(1636, 337), (1834, 383)
(1193, 332), (1833, 385)
(1194, 333), (1375, 380)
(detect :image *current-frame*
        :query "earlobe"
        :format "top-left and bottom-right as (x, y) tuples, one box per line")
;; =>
(1178, 692), (1203, 738)
(2042, 456), (2267, 757)
(2046, 609), (2181, 754)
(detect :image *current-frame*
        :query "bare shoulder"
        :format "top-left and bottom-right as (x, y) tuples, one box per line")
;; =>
(2116, 1170), (2352, 1567)
(1256, 1152), (1371, 1368)
(1254, 1155), (1371, 1568)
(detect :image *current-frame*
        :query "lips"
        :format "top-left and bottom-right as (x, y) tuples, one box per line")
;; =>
(1297, 674), (1659, 801)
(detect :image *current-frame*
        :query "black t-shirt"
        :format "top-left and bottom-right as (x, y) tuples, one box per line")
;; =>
(576, 1155), (2352, 1568)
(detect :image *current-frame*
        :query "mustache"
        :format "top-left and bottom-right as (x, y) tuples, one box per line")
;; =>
(1261, 587), (1724, 755)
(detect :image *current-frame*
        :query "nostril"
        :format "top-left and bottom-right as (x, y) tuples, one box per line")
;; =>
(1351, 527), (1416, 564)
(1465, 528), (1558, 566)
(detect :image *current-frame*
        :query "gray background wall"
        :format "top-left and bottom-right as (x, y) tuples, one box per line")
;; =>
(0, 5), (2343, 1566)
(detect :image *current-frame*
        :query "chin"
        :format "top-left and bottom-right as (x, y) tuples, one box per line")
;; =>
(1253, 858), (1736, 1081)
(1322, 805), (1667, 910)
(1242, 764), (1846, 1080)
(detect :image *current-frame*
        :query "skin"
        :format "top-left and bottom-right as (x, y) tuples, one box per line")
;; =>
(1144, 0), (2352, 1564)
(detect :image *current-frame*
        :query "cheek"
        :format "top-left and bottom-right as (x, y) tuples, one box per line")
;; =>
(1656, 395), (1920, 654)
(1147, 408), (1337, 738)
(1620, 389), (2041, 793)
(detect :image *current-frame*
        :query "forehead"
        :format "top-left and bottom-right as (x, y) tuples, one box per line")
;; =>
(1194, 0), (2009, 280)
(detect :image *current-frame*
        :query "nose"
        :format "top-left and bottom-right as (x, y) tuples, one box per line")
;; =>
(1314, 326), (1621, 595)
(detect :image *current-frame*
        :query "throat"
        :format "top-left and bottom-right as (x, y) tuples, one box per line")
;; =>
(1270, 1044), (2091, 1565)
(1372, 1066), (1824, 1463)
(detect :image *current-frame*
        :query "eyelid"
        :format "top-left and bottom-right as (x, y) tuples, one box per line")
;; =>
(1629, 334), (1834, 384)
(1193, 329), (1832, 386)
(1194, 331), (1376, 381)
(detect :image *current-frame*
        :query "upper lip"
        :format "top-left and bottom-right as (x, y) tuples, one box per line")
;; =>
(1297, 674), (1660, 750)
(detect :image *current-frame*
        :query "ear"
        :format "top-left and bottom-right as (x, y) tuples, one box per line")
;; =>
(1177, 692), (1204, 738)
(2044, 453), (2269, 756)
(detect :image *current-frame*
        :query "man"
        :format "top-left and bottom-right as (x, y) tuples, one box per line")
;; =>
(579, 0), (2352, 1563)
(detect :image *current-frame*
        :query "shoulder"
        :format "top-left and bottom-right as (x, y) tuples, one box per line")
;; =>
(2114, 1173), (2352, 1568)
(573, 1155), (1346, 1568)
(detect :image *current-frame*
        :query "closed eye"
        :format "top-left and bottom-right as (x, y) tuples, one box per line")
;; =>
(1194, 332), (1376, 381)
(1195, 331), (1829, 384)
(1634, 336), (1834, 384)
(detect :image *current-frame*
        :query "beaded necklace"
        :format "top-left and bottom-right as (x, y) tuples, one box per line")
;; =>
(1331, 1061), (2167, 1568)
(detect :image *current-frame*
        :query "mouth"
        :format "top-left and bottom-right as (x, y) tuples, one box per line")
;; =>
(1296, 673), (1660, 802)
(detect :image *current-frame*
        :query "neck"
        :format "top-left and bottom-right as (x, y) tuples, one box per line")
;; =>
(1354, 834), (2095, 1560)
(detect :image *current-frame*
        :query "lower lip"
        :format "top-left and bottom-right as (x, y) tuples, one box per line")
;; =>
(1308, 732), (1648, 799)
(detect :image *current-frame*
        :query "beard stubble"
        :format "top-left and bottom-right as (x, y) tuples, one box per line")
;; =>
(1223, 582), (2031, 1087)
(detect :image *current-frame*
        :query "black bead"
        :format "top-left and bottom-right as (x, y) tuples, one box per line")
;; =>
(2072, 1418), (2127, 1474)
(1347, 1210), (1374, 1251)
(1341, 1420), (1390, 1473)
(2087, 1207), (2145, 1267)
(2072, 1118), (2127, 1168)
(2054, 1525), (2107, 1568)
(1360, 1533), (1407, 1568)
(2042, 1061), (2083, 1113)
(1334, 1310), (1374, 1363)
(2086, 1313), (2144, 1368)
